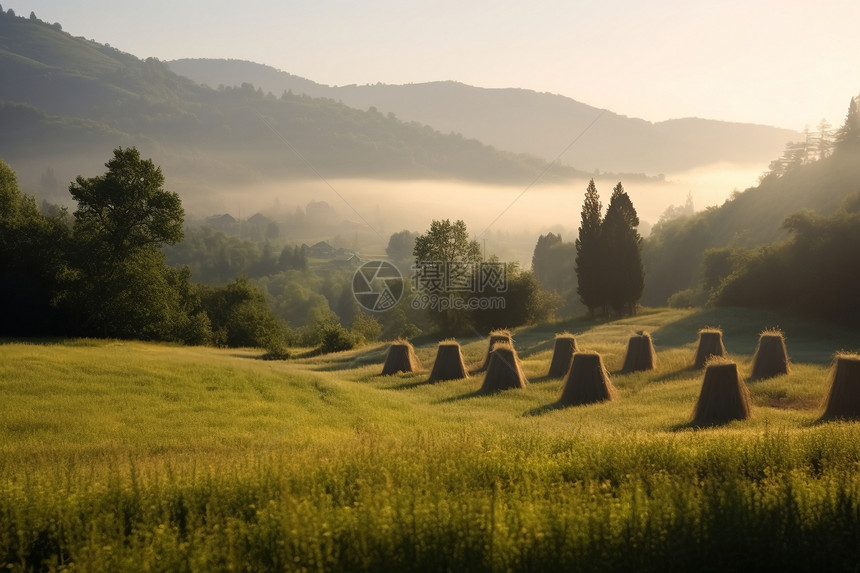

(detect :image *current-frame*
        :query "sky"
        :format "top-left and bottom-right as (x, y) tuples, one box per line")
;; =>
(6, 0), (860, 131)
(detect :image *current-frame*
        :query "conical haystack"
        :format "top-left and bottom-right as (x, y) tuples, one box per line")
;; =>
(381, 339), (420, 375)
(821, 353), (860, 421)
(559, 352), (616, 406)
(547, 333), (579, 378)
(750, 330), (791, 380)
(428, 340), (469, 382)
(480, 342), (527, 392)
(621, 332), (658, 373)
(694, 328), (727, 369)
(477, 329), (513, 372)
(691, 360), (751, 426)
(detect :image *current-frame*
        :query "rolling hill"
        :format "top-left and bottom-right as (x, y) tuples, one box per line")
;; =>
(169, 58), (800, 174)
(642, 129), (860, 305)
(0, 10), (583, 197)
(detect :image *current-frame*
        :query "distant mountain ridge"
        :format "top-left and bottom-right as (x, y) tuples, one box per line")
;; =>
(0, 10), (581, 197)
(169, 58), (799, 174)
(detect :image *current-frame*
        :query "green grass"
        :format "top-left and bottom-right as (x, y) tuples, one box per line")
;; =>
(2, 308), (860, 571)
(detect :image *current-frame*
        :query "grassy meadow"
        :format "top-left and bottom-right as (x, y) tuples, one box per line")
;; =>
(3, 307), (860, 571)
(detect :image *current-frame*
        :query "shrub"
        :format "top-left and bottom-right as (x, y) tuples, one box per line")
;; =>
(319, 321), (358, 354)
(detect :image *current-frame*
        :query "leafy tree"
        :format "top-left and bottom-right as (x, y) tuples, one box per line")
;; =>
(575, 179), (605, 316)
(199, 276), (287, 351)
(413, 219), (481, 333)
(413, 219), (481, 263)
(412, 219), (481, 334)
(386, 229), (417, 260)
(59, 248), (211, 342)
(317, 320), (359, 354)
(60, 148), (203, 341)
(386, 229), (418, 273)
(601, 183), (644, 315)
(350, 311), (382, 343)
(471, 262), (560, 331)
(69, 147), (183, 263)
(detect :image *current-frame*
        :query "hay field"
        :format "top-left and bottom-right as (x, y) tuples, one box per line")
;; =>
(3, 307), (860, 571)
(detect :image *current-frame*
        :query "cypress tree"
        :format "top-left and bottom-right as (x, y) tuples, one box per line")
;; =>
(602, 182), (644, 315)
(575, 179), (604, 316)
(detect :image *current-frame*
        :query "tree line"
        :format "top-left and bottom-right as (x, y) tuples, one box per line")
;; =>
(0, 148), (289, 355)
(2, 148), (567, 351)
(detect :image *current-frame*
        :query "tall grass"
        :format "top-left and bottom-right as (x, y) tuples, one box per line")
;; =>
(2, 309), (860, 571)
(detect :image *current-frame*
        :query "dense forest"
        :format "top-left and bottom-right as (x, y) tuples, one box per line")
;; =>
(640, 95), (860, 317)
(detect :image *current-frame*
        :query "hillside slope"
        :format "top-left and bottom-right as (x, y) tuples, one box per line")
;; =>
(169, 58), (799, 174)
(0, 11), (577, 194)
(642, 139), (860, 305)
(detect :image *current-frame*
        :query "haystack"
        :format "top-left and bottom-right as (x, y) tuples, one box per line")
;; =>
(693, 328), (727, 369)
(691, 360), (751, 427)
(547, 333), (579, 378)
(428, 340), (469, 382)
(477, 329), (514, 372)
(381, 339), (420, 375)
(821, 353), (860, 421)
(750, 330), (791, 380)
(621, 332), (657, 373)
(558, 352), (616, 406)
(480, 342), (527, 392)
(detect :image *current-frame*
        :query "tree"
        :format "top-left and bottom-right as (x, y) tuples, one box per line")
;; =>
(69, 147), (183, 264)
(531, 232), (579, 315)
(601, 182), (644, 315)
(278, 244), (307, 271)
(658, 192), (694, 224)
(835, 96), (860, 150)
(386, 229), (418, 263)
(575, 179), (605, 316)
(199, 276), (287, 351)
(413, 219), (481, 263)
(816, 118), (835, 160)
(0, 159), (69, 335)
(413, 219), (481, 333)
(60, 148), (204, 341)
(532, 232), (563, 287)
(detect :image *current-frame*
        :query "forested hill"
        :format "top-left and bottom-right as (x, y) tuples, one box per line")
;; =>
(0, 10), (581, 192)
(168, 58), (799, 174)
(643, 106), (860, 307)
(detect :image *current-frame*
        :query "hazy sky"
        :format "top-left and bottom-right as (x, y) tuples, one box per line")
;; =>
(7, 0), (860, 130)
